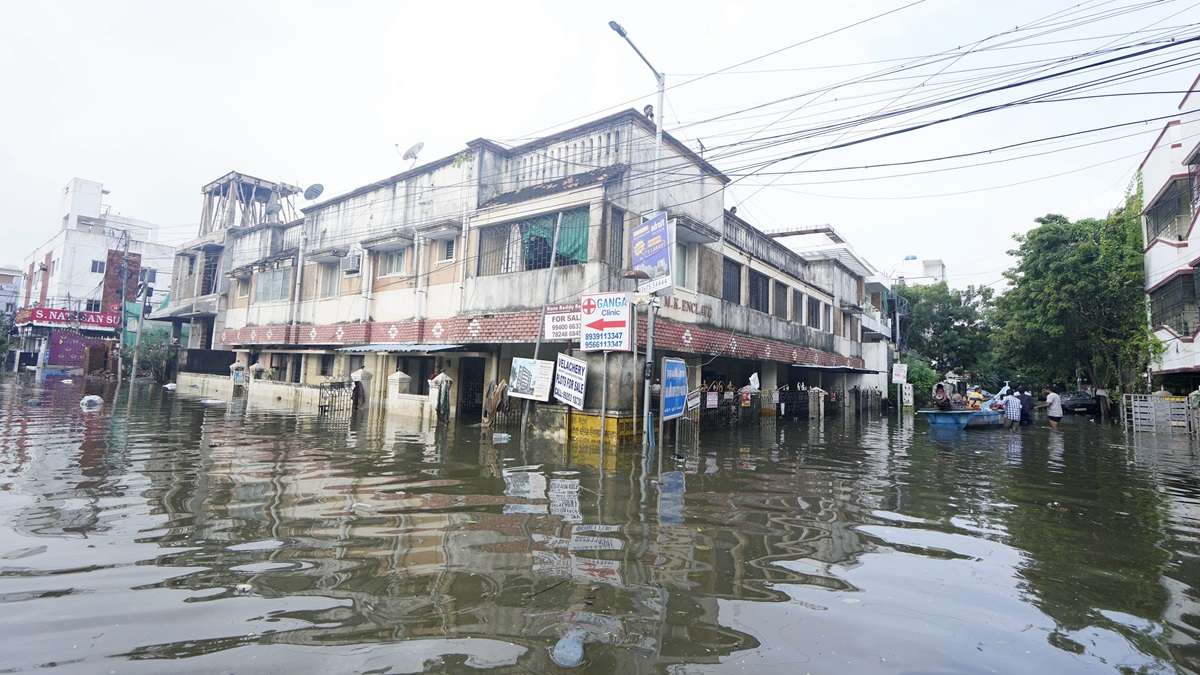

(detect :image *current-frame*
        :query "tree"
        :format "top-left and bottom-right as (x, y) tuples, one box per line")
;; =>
(902, 353), (940, 407)
(897, 282), (994, 376)
(991, 188), (1158, 392)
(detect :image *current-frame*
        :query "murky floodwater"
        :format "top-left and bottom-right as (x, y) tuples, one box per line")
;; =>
(2, 375), (1200, 673)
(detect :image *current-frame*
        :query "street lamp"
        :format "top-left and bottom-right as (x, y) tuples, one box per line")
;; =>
(611, 20), (666, 453)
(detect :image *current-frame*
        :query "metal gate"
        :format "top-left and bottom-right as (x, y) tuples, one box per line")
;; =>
(1123, 394), (1192, 433)
(319, 381), (354, 417)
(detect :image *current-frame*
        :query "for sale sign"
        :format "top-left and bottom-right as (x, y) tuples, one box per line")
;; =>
(579, 292), (633, 352)
(544, 303), (581, 341)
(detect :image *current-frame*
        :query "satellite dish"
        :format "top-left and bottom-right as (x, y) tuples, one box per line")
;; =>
(401, 142), (424, 161)
(304, 183), (324, 200)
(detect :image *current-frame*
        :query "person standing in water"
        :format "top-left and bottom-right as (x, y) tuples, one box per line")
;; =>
(1042, 386), (1063, 429)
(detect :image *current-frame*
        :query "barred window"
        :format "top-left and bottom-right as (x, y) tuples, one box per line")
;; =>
(793, 292), (805, 323)
(808, 298), (821, 329)
(608, 206), (625, 269)
(318, 263), (339, 298)
(477, 208), (589, 276)
(773, 282), (788, 319)
(1150, 273), (1199, 335)
(748, 269), (770, 313)
(722, 258), (741, 304)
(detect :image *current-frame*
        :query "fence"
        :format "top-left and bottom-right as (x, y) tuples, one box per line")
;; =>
(319, 381), (354, 417)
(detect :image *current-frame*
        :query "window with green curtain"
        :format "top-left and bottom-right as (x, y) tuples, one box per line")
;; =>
(477, 207), (590, 275)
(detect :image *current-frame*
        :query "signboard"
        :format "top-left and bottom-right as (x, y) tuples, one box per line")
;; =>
(544, 303), (581, 341)
(686, 388), (701, 411)
(903, 383), (915, 408)
(508, 357), (554, 401)
(706, 391), (719, 409)
(892, 363), (908, 384)
(15, 307), (120, 331)
(660, 357), (688, 421)
(631, 211), (672, 294)
(553, 353), (588, 411)
(579, 292), (633, 352)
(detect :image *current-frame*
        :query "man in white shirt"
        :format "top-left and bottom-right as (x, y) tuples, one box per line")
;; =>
(1042, 387), (1063, 429)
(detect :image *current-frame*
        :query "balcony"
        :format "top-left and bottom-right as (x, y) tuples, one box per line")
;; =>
(859, 308), (891, 340)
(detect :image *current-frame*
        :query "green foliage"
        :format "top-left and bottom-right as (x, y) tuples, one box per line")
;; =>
(897, 282), (994, 376)
(991, 188), (1157, 392)
(902, 354), (940, 408)
(120, 326), (175, 382)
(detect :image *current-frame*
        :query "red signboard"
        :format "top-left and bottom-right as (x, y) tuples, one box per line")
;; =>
(16, 307), (120, 331)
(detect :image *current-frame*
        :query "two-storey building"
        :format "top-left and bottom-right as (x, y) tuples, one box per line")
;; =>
(160, 110), (887, 435)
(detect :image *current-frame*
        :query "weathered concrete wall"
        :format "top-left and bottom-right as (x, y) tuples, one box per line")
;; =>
(176, 372), (236, 399)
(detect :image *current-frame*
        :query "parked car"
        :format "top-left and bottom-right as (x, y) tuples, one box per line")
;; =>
(1060, 391), (1099, 415)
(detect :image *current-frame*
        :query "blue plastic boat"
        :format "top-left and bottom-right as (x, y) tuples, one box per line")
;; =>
(918, 410), (977, 429)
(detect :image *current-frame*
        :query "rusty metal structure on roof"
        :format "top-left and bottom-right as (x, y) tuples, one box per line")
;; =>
(199, 171), (302, 235)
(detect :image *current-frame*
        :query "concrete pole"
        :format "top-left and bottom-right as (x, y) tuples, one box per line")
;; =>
(521, 212), (564, 434)
(116, 231), (130, 383)
(642, 300), (656, 451)
(128, 285), (148, 383)
(599, 350), (608, 457)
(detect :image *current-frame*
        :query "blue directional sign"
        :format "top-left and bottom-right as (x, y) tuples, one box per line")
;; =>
(660, 357), (688, 421)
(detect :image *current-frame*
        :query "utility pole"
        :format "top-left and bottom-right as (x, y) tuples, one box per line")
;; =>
(128, 281), (150, 384)
(610, 20), (666, 453)
(116, 231), (130, 384)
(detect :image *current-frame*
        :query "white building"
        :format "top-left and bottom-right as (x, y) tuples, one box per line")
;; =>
(1141, 80), (1200, 391)
(0, 266), (22, 317)
(894, 257), (946, 286)
(21, 178), (174, 314)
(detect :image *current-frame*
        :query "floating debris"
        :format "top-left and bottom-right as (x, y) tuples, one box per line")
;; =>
(78, 395), (103, 410)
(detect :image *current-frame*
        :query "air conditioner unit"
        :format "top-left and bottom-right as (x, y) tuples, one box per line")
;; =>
(341, 252), (361, 275)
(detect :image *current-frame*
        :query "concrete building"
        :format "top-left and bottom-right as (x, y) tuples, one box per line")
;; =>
(1141, 81), (1200, 391)
(157, 110), (892, 434)
(12, 178), (175, 373)
(0, 266), (22, 317)
(894, 257), (946, 286)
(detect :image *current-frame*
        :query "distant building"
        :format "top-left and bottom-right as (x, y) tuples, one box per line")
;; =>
(11, 178), (176, 373)
(0, 266), (22, 317)
(894, 258), (946, 286)
(1141, 79), (1200, 392)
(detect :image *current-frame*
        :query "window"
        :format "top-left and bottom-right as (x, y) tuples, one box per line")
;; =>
(318, 263), (339, 298)
(139, 268), (156, 283)
(186, 256), (195, 276)
(378, 249), (405, 276)
(793, 292), (805, 323)
(254, 267), (293, 303)
(238, 278), (250, 298)
(748, 269), (770, 313)
(1150, 273), (1199, 334)
(478, 208), (589, 276)
(440, 238), (456, 261)
(807, 298), (822, 329)
(90, 260), (105, 274)
(85, 299), (101, 312)
(722, 257), (742, 303)
(673, 242), (690, 289)
(773, 282), (788, 319)
(608, 207), (625, 269)
(824, 304), (833, 333)
(319, 354), (334, 377)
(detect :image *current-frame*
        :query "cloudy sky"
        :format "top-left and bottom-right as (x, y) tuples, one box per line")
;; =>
(2, 1), (1196, 287)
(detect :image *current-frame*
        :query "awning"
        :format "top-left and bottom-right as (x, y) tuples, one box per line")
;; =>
(336, 343), (462, 354)
(790, 363), (880, 374)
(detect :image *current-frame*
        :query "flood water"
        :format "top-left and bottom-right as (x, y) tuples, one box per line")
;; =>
(3, 376), (1200, 673)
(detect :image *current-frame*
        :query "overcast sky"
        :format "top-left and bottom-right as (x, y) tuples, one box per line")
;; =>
(2, 1), (1196, 287)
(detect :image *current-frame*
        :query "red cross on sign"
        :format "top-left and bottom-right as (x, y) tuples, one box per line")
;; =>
(581, 298), (598, 314)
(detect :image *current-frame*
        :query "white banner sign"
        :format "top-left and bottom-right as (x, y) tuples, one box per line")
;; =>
(579, 292), (633, 352)
(903, 383), (914, 408)
(892, 363), (908, 384)
(508, 357), (554, 401)
(544, 303), (581, 341)
(553, 352), (588, 411)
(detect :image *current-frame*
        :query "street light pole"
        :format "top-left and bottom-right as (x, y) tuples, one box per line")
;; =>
(610, 19), (666, 453)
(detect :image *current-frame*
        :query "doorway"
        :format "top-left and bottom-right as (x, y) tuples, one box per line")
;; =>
(459, 357), (485, 420)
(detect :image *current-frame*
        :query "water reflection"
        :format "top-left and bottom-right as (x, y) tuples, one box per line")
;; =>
(0, 378), (1198, 672)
